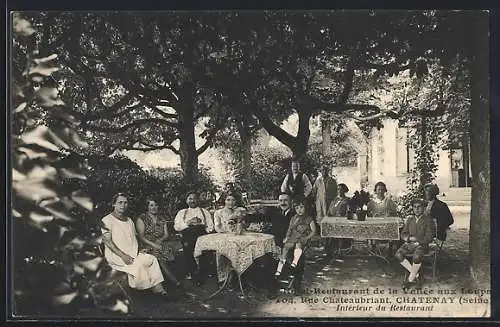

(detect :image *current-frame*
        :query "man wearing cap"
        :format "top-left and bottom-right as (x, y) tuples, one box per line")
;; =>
(395, 198), (435, 288)
(424, 183), (454, 241)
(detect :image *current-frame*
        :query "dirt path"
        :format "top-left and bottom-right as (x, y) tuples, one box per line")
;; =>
(99, 227), (488, 319)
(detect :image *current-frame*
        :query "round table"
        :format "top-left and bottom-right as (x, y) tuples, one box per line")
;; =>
(194, 232), (280, 300)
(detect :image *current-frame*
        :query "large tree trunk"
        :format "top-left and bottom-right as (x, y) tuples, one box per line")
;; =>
(292, 109), (312, 160)
(468, 12), (490, 287)
(321, 114), (332, 157)
(178, 101), (198, 186)
(237, 119), (253, 197)
(419, 116), (431, 186)
(462, 133), (471, 187)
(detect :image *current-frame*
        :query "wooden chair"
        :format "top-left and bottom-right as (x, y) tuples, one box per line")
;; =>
(423, 237), (445, 280)
(403, 220), (445, 282)
(94, 243), (134, 312)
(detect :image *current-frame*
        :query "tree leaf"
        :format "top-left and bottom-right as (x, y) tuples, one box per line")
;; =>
(76, 257), (103, 271)
(14, 102), (27, 113)
(29, 211), (54, 225)
(14, 178), (58, 202)
(13, 13), (36, 36)
(40, 202), (75, 222)
(34, 87), (65, 107)
(59, 168), (87, 180)
(52, 291), (78, 305)
(71, 191), (93, 211)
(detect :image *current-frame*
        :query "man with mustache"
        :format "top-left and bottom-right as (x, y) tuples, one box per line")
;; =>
(245, 192), (306, 296)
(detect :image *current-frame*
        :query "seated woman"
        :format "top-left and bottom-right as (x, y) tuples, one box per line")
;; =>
(136, 197), (182, 289)
(367, 181), (398, 217)
(275, 196), (317, 279)
(213, 192), (247, 284)
(395, 198), (435, 288)
(326, 183), (351, 255)
(216, 182), (245, 209)
(214, 192), (247, 233)
(327, 183), (350, 216)
(101, 193), (168, 297)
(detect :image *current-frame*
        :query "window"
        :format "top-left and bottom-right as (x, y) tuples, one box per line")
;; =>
(396, 127), (413, 175)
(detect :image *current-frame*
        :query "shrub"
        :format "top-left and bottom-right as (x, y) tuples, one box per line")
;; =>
(249, 145), (334, 200)
(85, 156), (218, 222)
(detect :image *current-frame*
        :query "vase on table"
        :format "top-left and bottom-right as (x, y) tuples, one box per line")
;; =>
(356, 209), (367, 221)
(234, 221), (244, 235)
(347, 210), (354, 220)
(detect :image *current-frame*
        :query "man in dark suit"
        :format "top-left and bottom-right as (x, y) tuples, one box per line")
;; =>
(424, 183), (454, 241)
(244, 192), (305, 295)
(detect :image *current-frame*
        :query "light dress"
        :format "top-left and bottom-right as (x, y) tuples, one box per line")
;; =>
(101, 214), (164, 290)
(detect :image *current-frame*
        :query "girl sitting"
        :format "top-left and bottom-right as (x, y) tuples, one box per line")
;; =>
(275, 196), (317, 277)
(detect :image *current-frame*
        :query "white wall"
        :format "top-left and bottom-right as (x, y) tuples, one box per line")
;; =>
(366, 118), (452, 196)
(333, 166), (361, 197)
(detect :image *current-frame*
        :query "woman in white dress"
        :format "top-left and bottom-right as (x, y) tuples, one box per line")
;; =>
(101, 193), (167, 296)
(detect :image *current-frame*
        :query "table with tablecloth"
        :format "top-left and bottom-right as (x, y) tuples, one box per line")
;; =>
(320, 216), (402, 263)
(194, 232), (281, 300)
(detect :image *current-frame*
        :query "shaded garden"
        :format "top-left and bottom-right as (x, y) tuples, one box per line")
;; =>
(10, 10), (489, 317)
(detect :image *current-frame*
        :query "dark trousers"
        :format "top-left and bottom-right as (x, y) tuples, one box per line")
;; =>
(286, 249), (305, 292)
(250, 247), (306, 292)
(180, 225), (207, 276)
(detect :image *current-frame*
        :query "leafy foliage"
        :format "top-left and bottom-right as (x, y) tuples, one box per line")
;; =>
(142, 166), (219, 218)
(249, 142), (350, 200)
(11, 13), (130, 315)
(388, 58), (470, 215)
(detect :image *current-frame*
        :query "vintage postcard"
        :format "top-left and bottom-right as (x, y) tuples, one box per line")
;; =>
(9, 9), (490, 319)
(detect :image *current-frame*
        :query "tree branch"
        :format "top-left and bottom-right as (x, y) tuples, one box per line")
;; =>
(196, 116), (227, 156)
(315, 100), (382, 114)
(125, 141), (180, 154)
(339, 58), (355, 104)
(347, 105), (446, 122)
(363, 61), (411, 74)
(251, 105), (296, 148)
(151, 106), (178, 120)
(84, 118), (178, 133)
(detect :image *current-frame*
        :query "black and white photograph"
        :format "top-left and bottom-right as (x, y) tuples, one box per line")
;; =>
(9, 9), (491, 319)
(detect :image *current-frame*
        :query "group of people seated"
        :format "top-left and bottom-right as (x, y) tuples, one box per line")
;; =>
(99, 156), (455, 300)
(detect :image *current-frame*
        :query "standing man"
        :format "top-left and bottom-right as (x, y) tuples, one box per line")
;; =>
(312, 165), (338, 220)
(174, 191), (214, 285)
(280, 157), (313, 199)
(424, 183), (454, 241)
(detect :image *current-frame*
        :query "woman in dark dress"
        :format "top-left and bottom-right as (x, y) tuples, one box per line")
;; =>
(136, 198), (181, 288)
(326, 183), (352, 255)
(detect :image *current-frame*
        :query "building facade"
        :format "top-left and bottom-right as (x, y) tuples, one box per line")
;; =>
(357, 118), (469, 196)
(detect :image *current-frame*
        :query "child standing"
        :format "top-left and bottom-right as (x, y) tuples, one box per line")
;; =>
(275, 196), (317, 277)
